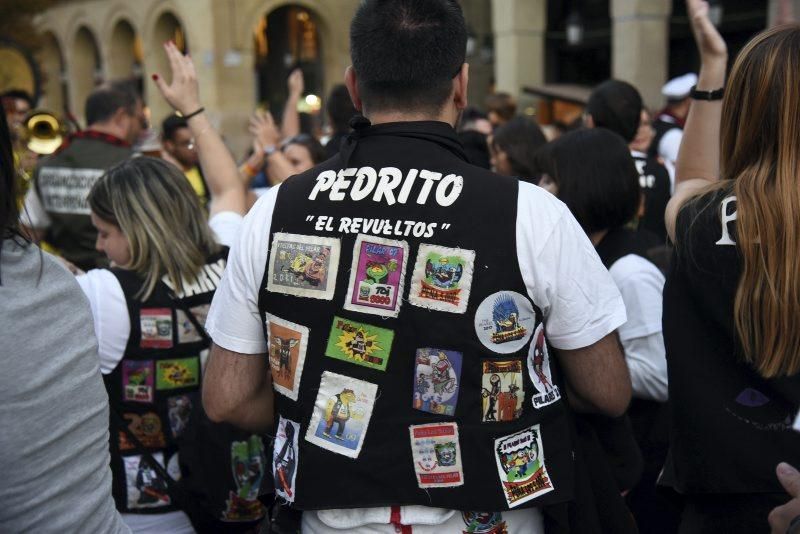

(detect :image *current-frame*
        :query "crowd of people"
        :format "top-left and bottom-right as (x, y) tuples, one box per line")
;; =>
(2, 0), (800, 533)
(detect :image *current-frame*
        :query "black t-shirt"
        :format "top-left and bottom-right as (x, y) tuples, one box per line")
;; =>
(631, 151), (671, 242)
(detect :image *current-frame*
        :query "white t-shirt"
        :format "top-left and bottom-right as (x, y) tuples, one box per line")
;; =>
(658, 128), (683, 167)
(609, 254), (668, 402)
(205, 181), (626, 533)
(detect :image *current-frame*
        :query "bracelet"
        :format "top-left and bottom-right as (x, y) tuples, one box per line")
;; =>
(177, 107), (205, 120)
(263, 144), (278, 157)
(690, 86), (724, 101)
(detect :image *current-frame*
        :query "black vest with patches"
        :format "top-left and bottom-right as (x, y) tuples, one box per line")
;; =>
(257, 121), (574, 511)
(104, 249), (227, 514)
(631, 152), (671, 242)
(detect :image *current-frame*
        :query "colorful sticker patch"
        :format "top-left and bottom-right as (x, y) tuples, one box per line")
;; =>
(413, 348), (463, 416)
(462, 512), (508, 534)
(305, 371), (378, 458)
(325, 316), (394, 372)
(273, 417), (300, 503)
(528, 324), (561, 409)
(344, 234), (408, 317)
(266, 232), (340, 300)
(156, 357), (200, 390)
(123, 453), (171, 509)
(122, 360), (154, 403)
(474, 291), (535, 354)
(119, 412), (167, 451)
(409, 244), (476, 314)
(176, 304), (210, 344)
(167, 395), (192, 439)
(494, 425), (554, 507)
(266, 314), (309, 401)
(481, 360), (524, 422)
(140, 308), (173, 349)
(409, 422), (464, 488)
(224, 435), (266, 522)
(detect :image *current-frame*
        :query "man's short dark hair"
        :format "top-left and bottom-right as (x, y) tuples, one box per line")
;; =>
(85, 81), (138, 126)
(585, 80), (643, 143)
(1, 89), (34, 108)
(533, 128), (639, 234)
(326, 84), (357, 134)
(161, 114), (189, 142)
(350, 0), (467, 113)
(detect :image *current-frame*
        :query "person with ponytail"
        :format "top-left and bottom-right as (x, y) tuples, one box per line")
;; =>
(662, 0), (800, 530)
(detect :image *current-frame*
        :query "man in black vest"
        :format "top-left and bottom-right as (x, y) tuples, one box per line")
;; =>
(21, 82), (144, 270)
(203, 1), (631, 532)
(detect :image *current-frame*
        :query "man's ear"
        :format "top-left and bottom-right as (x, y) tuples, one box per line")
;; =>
(453, 63), (469, 110)
(345, 66), (363, 113)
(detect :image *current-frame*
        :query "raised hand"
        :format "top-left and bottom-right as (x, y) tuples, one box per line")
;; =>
(151, 41), (202, 116)
(249, 110), (281, 149)
(288, 68), (305, 98)
(687, 0), (728, 63)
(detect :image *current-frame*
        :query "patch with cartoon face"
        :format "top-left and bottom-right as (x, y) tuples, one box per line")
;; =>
(140, 308), (173, 349)
(413, 348), (463, 416)
(409, 422), (464, 488)
(409, 244), (476, 314)
(462, 512), (508, 534)
(494, 425), (554, 507)
(123, 453), (171, 509)
(474, 291), (536, 354)
(266, 314), (309, 401)
(119, 412), (166, 451)
(481, 360), (524, 422)
(267, 233), (340, 300)
(527, 323), (561, 409)
(122, 360), (154, 403)
(224, 435), (266, 521)
(344, 234), (408, 317)
(305, 371), (378, 458)
(156, 357), (200, 390)
(325, 316), (394, 371)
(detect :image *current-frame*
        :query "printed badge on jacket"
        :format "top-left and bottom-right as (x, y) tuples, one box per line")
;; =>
(266, 314), (309, 401)
(474, 291), (535, 354)
(527, 323), (561, 409)
(267, 232), (340, 300)
(409, 422), (464, 488)
(413, 348), (463, 416)
(494, 424), (554, 507)
(481, 360), (524, 422)
(305, 371), (378, 458)
(122, 452), (178, 509)
(409, 244), (475, 314)
(325, 316), (394, 371)
(273, 416), (300, 503)
(344, 234), (408, 317)
(122, 360), (154, 403)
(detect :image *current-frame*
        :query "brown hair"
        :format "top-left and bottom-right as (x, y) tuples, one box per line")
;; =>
(721, 25), (800, 377)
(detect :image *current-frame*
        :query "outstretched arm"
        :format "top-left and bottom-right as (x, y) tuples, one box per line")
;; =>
(280, 68), (304, 140)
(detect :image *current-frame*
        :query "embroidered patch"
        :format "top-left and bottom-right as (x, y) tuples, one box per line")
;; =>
(462, 512), (508, 534)
(481, 360), (524, 422)
(413, 348), (463, 416)
(325, 316), (394, 372)
(119, 412), (167, 451)
(266, 232), (340, 300)
(156, 357), (200, 390)
(266, 314), (310, 401)
(528, 324), (561, 409)
(122, 360), (154, 403)
(176, 304), (209, 344)
(409, 244), (475, 314)
(123, 453), (171, 509)
(409, 422), (464, 488)
(305, 371), (378, 458)
(140, 308), (173, 348)
(474, 291), (535, 354)
(494, 425), (554, 507)
(224, 435), (266, 522)
(273, 417), (300, 503)
(167, 395), (193, 439)
(344, 234), (408, 317)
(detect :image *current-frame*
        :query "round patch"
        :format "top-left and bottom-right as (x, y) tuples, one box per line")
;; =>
(474, 291), (536, 354)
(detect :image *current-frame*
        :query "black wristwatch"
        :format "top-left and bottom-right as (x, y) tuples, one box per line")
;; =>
(690, 85), (724, 101)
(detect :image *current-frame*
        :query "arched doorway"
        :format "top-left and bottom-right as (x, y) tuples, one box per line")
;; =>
(254, 4), (324, 131)
(109, 19), (144, 95)
(39, 32), (66, 115)
(70, 26), (102, 124)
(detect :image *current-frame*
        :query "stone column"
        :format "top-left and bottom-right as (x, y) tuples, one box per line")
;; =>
(611, 0), (672, 110)
(490, 0), (546, 99)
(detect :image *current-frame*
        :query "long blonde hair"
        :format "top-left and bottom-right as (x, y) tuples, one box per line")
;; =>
(89, 157), (219, 300)
(720, 25), (800, 378)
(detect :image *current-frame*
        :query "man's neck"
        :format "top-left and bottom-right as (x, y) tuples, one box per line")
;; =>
(88, 122), (127, 141)
(365, 109), (457, 128)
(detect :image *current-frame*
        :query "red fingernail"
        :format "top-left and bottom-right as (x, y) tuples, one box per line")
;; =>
(151, 74), (159, 81)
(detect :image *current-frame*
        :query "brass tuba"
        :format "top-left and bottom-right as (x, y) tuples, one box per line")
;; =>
(22, 110), (66, 155)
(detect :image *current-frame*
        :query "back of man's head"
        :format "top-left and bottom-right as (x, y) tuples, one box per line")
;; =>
(85, 81), (138, 126)
(350, 0), (467, 114)
(585, 80), (643, 143)
(327, 84), (357, 134)
(161, 114), (188, 142)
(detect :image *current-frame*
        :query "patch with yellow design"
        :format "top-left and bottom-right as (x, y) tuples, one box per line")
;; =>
(324, 316), (394, 371)
(156, 357), (200, 390)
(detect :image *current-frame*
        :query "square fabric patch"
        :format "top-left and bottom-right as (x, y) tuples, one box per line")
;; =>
(140, 308), (173, 348)
(409, 244), (475, 314)
(494, 425), (554, 507)
(344, 234), (408, 317)
(481, 360), (524, 422)
(156, 357), (200, 390)
(325, 316), (394, 372)
(224, 436), (267, 521)
(413, 348), (463, 416)
(409, 422), (464, 488)
(123, 453), (174, 509)
(305, 371), (378, 458)
(176, 304), (210, 344)
(273, 416), (300, 503)
(528, 324), (561, 409)
(167, 395), (192, 439)
(122, 360), (154, 403)
(266, 233), (340, 300)
(266, 314), (310, 401)
(118, 412), (167, 451)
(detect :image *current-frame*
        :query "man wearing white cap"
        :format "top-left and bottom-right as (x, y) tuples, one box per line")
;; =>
(649, 73), (697, 169)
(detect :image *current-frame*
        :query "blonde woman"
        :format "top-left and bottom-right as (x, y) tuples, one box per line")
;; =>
(662, 0), (800, 531)
(76, 43), (262, 533)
